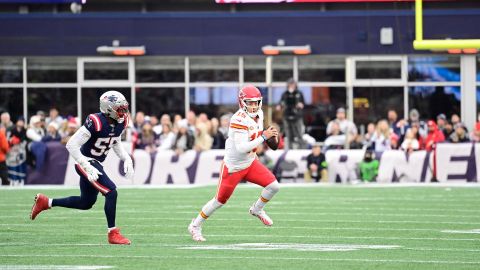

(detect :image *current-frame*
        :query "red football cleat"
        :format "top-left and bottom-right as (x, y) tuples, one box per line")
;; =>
(108, 228), (131, 245)
(30, 193), (50, 220)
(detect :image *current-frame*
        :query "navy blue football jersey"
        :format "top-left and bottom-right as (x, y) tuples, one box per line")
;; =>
(81, 113), (128, 162)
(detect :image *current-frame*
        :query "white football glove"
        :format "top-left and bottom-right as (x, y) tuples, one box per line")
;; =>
(124, 158), (134, 180)
(78, 159), (103, 182)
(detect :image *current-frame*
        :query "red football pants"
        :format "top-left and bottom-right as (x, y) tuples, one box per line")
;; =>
(215, 159), (276, 204)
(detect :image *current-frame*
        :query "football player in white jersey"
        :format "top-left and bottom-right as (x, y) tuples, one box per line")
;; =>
(188, 85), (280, 242)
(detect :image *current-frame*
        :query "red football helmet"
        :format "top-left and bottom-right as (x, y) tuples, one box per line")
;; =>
(238, 85), (262, 118)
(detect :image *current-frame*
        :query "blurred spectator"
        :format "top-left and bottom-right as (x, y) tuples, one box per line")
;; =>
(326, 107), (357, 141)
(349, 134), (364, 150)
(358, 150), (379, 182)
(160, 114), (172, 126)
(194, 122), (213, 151)
(276, 78), (305, 149)
(217, 114), (231, 143)
(410, 124), (424, 150)
(436, 114), (448, 137)
(210, 117), (223, 149)
(369, 119), (392, 153)
(173, 114), (183, 133)
(387, 110), (402, 136)
(424, 120), (445, 151)
(186, 110), (197, 134)
(42, 122), (61, 142)
(46, 107), (63, 127)
(269, 123), (285, 150)
(197, 113), (209, 124)
(157, 123), (176, 150)
(26, 115), (48, 170)
(135, 122), (159, 154)
(1, 112), (13, 131)
(408, 109), (427, 137)
(256, 143), (274, 171)
(6, 117), (27, 185)
(363, 122), (376, 143)
(150, 115), (162, 135)
(448, 123), (470, 143)
(306, 143), (326, 182)
(470, 122), (480, 142)
(323, 121), (346, 151)
(26, 115), (45, 142)
(172, 119), (195, 155)
(443, 120), (454, 138)
(134, 111), (145, 133)
(0, 126), (10, 185)
(451, 114), (461, 127)
(60, 118), (79, 145)
(400, 128), (420, 154)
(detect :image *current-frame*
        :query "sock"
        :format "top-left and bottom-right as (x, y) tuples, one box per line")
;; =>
(104, 190), (117, 229)
(192, 198), (223, 227)
(253, 181), (280, 212)
(108, 227), (117, 233)
(48, 199), (52, 208)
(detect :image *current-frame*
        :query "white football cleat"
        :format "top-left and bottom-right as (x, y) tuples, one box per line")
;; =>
(188, 220), (206, 242)
(249, 205), (273, 226)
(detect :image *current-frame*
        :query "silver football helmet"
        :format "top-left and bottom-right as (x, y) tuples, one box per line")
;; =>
(99, 91), (129, 123)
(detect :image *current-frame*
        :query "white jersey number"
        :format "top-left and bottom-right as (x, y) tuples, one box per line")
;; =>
(91, 137), (118, 157)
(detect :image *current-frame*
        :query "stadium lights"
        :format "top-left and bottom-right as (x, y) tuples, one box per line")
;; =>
(97, 42), (146, 56)
(261, 45), (311, 55)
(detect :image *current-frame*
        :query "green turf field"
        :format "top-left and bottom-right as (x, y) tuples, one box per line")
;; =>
(1, 185), (480, 270)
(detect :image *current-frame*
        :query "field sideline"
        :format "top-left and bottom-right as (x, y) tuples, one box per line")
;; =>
(1, 184), (480, 270)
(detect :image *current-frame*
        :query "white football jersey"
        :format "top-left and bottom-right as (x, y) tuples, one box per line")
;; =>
(224, 109), (264, 172)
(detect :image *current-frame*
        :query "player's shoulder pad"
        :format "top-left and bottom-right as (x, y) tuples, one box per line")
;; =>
(230, 111), (249, 131)
(84, 113), (102, 133)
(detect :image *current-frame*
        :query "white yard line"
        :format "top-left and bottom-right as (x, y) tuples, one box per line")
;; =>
(0, 222), (444, 232)
(0, 254), (479, 265)
(4, 218), (480, 226)
(0, 266), (113, 270)
(0, 231), (478, 242)
(4, 205), (480, 213)
(1, 209), (477, 219)
(1, 242), (480, 253)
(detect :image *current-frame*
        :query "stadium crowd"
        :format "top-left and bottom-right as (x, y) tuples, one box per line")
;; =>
(1, 100), (480, 185)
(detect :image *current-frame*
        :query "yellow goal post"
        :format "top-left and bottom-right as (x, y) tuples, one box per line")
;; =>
(413, 0), (480, 50)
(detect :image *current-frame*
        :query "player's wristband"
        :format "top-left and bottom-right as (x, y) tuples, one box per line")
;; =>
(261, 134), (268, 142)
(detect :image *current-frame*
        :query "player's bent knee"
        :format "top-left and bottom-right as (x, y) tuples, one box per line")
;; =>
(79, 199), (96, 210)
(105, 189), (117, 200)
(216, 196), (229, 205)
(266, 180), (280, 194)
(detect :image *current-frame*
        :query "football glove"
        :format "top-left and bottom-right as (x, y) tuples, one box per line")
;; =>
(124, 158), (134, 180)
(78, 159), (103, 182)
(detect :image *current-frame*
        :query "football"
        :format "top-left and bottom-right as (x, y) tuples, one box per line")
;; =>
(266, 136), (279, 150)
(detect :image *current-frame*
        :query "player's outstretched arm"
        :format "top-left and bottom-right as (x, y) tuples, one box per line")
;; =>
(112, 137), (134, 179)
(65, 126), (102, 182)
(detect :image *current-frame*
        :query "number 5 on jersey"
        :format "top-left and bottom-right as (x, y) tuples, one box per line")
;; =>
(91, 137), (119, 157)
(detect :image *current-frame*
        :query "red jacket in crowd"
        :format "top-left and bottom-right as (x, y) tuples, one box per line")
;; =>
(424, 120), (445, 151)
(0, 128), (9, 163)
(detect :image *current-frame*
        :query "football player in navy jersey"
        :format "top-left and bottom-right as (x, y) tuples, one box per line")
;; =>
(30, 90), (134, 245)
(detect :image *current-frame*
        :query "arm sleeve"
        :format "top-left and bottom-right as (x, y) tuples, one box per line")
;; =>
(112, 137), (131, 162)
(65, 126), (92, 164)
(232, 129), (265, 153)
